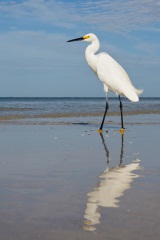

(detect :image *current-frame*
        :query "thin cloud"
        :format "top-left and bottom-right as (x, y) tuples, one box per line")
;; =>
(0, 0), (159, 32)
(0, 29), (85, 72)
(66, 0), (160, 32)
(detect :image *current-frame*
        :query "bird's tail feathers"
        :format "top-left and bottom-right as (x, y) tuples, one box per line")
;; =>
(122, 85), (143, 102)
(122, 86), (139, 102)
(135, 88), (143, 96)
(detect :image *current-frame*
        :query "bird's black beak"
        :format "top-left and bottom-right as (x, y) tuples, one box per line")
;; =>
(67, 37), (84, 42)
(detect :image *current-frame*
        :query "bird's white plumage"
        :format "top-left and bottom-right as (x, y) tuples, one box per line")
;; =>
(67, 33), (143, 131)
(84, 33), (143, 102)
(97, 53), (139, 102)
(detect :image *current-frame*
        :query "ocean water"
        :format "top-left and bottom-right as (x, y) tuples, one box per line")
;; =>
(0, 97), (159, 118)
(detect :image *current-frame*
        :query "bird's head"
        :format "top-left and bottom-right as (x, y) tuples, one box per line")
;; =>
(67, 33), (98, 43)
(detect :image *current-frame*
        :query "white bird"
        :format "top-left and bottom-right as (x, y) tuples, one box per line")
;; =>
(67, 33), (143, 133)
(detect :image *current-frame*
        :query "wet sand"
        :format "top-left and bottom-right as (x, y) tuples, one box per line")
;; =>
(0, 109), (160, 121)
(0, 114), (160, 240)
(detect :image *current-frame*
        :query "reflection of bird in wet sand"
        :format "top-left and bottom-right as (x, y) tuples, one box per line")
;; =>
(83, 133), (140, 232)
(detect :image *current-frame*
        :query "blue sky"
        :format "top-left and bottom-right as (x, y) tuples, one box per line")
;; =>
(0, 0), (159, 97)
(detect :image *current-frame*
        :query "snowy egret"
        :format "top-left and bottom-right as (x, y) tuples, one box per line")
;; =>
(67, 33), (143, 133)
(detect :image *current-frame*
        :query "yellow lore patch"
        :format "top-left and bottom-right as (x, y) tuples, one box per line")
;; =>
(83, 35), (90, 39)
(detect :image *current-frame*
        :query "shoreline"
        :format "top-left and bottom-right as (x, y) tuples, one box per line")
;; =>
(0, 110), (160, 121)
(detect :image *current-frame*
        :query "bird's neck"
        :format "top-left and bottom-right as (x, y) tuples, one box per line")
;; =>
(85, 40), (100, 73)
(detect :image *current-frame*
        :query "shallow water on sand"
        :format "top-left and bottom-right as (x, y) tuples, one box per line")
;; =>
(0, 115), (160, 240)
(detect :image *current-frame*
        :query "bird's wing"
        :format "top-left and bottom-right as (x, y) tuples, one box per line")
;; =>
(97, 53), (139, 102)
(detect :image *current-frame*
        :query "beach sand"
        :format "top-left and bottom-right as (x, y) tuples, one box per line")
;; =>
(0, 114), (160, 240)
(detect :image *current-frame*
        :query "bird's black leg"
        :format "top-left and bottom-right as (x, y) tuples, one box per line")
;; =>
(99, 97), (109, 131)
(119, 95), (124, 131)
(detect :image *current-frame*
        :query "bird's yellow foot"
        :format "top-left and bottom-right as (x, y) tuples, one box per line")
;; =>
(119, 128), (125, 134)
(97, 129), (103, 133)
